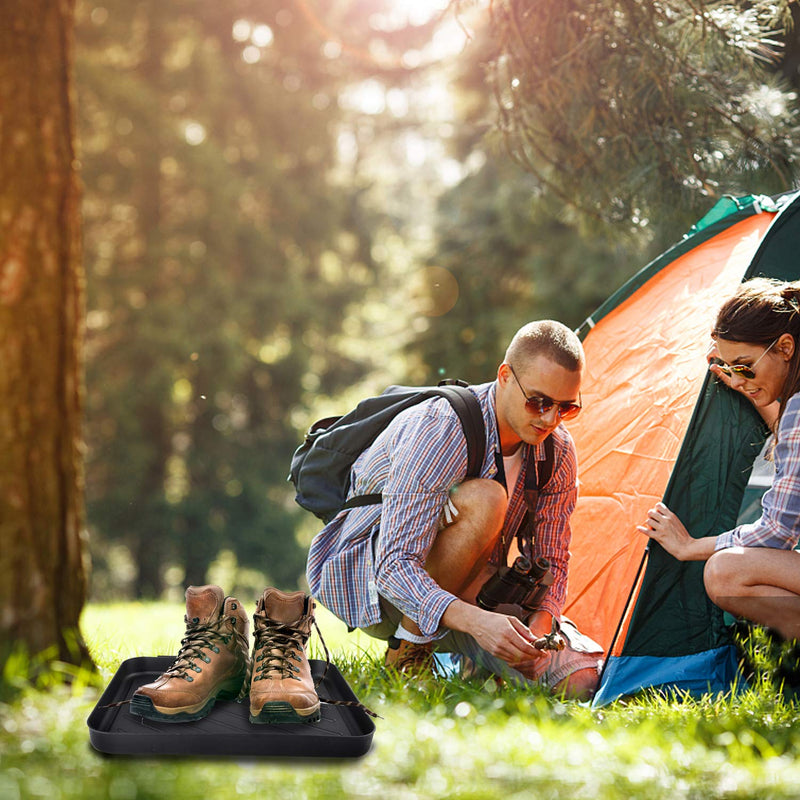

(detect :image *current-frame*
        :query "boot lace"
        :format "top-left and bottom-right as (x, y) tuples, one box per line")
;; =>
(238, 611), (380, 719)
(165, 615), (244, 683)
(250, 619), (310, 683)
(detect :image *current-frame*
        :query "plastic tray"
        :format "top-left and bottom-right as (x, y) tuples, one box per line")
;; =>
(87, 655), (375, 758)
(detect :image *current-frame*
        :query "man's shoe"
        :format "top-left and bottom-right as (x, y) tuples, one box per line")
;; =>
(248, 588), (321, 724)
(384, 636), (438, 676)
(130, 585), (249, 722)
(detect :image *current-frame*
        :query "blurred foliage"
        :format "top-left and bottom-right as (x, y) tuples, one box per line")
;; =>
(411, 157), (638, 384)
(485, 0), (800, 233)
(406, 25), (639, 383)
(75, 0), (400, 597)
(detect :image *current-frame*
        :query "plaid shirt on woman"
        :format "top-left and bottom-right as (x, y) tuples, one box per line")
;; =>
(716, 391), (800, 551)
(305, 381), (579, 637)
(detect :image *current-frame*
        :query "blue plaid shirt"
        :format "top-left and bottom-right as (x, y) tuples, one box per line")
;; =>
(305, 381), (579, 636)
(716, 391), (800, 551)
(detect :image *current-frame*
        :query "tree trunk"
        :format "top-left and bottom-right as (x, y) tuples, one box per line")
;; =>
(0, 0), (91, 671)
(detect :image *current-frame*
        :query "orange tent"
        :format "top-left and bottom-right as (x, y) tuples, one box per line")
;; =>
(561, 191), (800, 703)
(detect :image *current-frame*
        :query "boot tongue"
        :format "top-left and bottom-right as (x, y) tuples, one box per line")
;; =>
(262, 588), (306, 625)
(185, 585), (225, 625)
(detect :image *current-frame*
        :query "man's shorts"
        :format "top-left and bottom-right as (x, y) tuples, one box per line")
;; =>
(362, 595), (603, 690)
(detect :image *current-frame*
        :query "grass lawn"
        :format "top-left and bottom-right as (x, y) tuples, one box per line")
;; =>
(3, 601), (800, 799)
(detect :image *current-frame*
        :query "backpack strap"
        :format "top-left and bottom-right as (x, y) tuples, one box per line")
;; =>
(515, 434), (556, 561)
(341, 492), (383, 510)
(523, 433), (554, 510)
(341, 385), (485, 512)
(434, 383), (485, 479)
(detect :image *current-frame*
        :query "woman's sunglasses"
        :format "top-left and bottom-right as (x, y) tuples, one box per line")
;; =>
(508, 365), (582, 420)
(717, 336), (780, 380)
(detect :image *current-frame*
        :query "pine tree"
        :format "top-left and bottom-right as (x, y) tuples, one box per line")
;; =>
(487, 0), (800, 230)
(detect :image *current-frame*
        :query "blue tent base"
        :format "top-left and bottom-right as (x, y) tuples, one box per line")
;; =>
(592, 645), (742, 706)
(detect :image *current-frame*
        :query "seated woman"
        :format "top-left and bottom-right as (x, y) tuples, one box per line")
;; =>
(638, 277), (800, 645)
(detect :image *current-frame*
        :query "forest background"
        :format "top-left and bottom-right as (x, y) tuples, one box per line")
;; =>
(3, 0), (800, 671)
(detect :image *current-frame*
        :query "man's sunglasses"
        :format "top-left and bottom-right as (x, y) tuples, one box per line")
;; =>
(508, 365), (582, 420)
(717, 336), (780, 380)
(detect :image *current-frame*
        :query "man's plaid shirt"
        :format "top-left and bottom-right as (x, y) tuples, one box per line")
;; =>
(306, 381), (579, 637)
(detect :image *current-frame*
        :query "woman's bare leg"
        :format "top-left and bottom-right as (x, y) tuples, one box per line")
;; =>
(704, 547), (800, 640)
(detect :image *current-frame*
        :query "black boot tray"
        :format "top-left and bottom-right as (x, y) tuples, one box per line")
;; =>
(87, 656), (375, 758)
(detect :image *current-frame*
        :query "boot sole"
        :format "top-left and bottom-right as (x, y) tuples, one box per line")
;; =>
(249, 701), (321, 725)
(129, 679), (244, 723)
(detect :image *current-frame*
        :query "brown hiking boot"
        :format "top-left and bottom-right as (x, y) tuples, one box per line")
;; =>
(384, 636), (438, 676)
(248, 588), (321, 724)
(130, 585), (249, 722)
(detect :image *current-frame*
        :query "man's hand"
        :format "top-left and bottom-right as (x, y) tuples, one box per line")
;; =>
(472, 609), (549, 666)
(530, 614), (565, 651)
(442, 599), (549, 671)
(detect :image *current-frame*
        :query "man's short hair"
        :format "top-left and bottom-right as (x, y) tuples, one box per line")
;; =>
(504, 320), (585, 372)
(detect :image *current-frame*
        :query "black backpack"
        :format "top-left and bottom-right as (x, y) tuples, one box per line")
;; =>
(289, 380), (486, 524)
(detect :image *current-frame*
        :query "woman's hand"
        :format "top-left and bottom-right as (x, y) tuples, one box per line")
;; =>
(636, 502), (716, 561)
(708, 343), (731, 387)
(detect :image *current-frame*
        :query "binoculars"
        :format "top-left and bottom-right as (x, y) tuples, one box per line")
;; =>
(476, 555), (554, 613)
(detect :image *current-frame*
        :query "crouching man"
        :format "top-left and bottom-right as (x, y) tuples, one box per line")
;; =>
(306, 321), (603, 699)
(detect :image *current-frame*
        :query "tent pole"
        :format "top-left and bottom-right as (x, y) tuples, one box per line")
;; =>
(597, 545), (650, 688)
